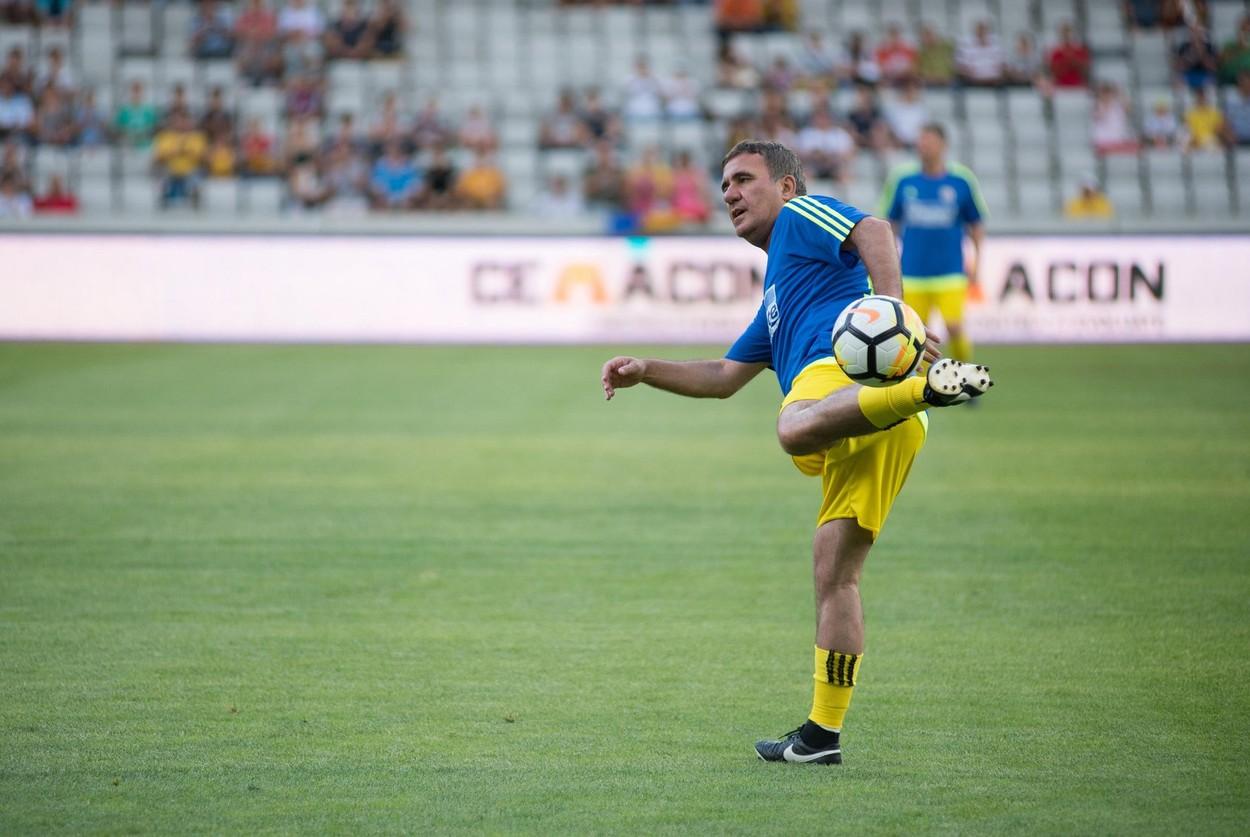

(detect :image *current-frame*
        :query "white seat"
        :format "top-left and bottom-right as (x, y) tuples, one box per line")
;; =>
(1017, 180), (1056, 215)
(79, 148), (113, 179)
(1190, 153), (1231, 215)
(121, 176), (159, 213)
(242, 179), (285, 214)
(1131, 32), (1173, 88)
(202, 178), (240, 214)
(120, 1), (155, 55)
(542, 149), (587, 179)
(79, 176), (113, 214)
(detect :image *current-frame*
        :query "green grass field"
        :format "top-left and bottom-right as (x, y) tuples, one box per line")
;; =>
(2, 342), (1248, 835)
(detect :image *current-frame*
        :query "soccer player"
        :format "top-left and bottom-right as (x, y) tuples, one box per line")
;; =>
(879, 123), (987, 364)
(600, 141), (992, 765)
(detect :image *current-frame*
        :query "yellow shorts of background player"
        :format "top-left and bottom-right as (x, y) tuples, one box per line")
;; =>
(903, 273), (968, 329)
(781, 359), (927, 540)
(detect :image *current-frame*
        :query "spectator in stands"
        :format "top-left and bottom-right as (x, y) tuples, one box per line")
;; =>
(34, 86), (76, 146)
(368, 91), (411, 155)
(583, 139), (625, 212)
(199, 87), (234, 144)
(456, 149), (506, 210)
(716, 43), (762, 91)
(1063, 174), (1114, 219)
(412, 96), (452, 150)
(578, 87), (621, 145)
(35, 0), (72, 26)
(239, 117), (279, 176)
(161, 83), (194, 130)
(322, 135), (369, 212)
(957, 20), (1005, 87)
(288, 149), (328, 209)
(0, 171), (32, 219)
(757, 90), (797, 146)
(1, 47), (33, 96)
(796, 105), (855, 181)
(369, 139), (420, 209)
(532, 173), (586, 219)
(670, 150), (710, 225)
(0, 78), (35, 143)
(424, 144), (457, 210)
(1225, 71), (1250, 145)
(1123, 0), (1188, 32)
(876, 23), (918, 86)
(284, 115), (319, 169)
(284, 69), (324, 119)
(235, 0), (284, 86)
(843, 31), (881, 86)
(33, 173), (77, 214)
(458, 104), (497, 154)
(153, 110), (208, 208)
(0, 137), (25, 186)
(324, 112), (362, 154)
(917, 23), (955, 86)
(36, 46), (73, 97)
(1005, 32), (1042, 87)
(1184, 85), (1229, 150)
(884, 77), (929, 148)
(1142, 96), (1178, 147)
(278, 0), (326, 76)
(324, 0), (374, 61)
(367, 0), (406, 58)
(624, 145), (674, 226)
(714, 0), (766, 40)
(1, 0), (38, 25)
(1092, 82), (1139, 155)
(1219, 16), (1250, 85)
(797, 31), (841, 86)
(1175, 23), (1218, 93)
(74, 88), (109, 148)
(1048, 22), (1090, 89)
(622, 56), (665, 121)
(763, 56), (798, 93)
(191, 0), (236, 60)
(206, 130), (236, 177)
(540, 90), (587, 150)
(664, 67), (703, 120)
(846, 83), (890, 152)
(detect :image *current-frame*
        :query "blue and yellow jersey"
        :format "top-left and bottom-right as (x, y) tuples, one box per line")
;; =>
(880, 163), (986, 280)
(725, 194), (870, 396)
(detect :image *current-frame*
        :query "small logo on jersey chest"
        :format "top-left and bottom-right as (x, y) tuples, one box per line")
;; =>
(939, 185), (957, 204)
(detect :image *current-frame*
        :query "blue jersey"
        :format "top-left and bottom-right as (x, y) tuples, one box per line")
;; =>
(725, 194), (870, 396)
(880, 163), (986, 279)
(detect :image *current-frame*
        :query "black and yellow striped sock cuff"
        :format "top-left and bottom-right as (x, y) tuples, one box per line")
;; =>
(816, 647), (862, 687)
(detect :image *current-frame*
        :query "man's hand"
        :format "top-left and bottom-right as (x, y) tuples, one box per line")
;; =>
(921, 331), (943, 367)
(601, 356), (647, 401)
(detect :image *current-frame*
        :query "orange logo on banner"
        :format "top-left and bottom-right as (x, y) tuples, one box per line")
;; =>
(553, 264), (609, 304)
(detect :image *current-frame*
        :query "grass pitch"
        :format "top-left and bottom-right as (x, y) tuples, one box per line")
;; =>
(1, 343), (1248, 835)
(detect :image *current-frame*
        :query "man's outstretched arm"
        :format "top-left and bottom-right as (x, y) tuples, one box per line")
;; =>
(601, 356), (767, 401)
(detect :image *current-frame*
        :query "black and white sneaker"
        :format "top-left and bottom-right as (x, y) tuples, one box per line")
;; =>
(754, 725), (842, 765)
(924, 358), (994, 407)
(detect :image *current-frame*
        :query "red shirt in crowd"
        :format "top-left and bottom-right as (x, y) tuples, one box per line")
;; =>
(34, 192), (79, 213)
(1049, 41), (1091, 87)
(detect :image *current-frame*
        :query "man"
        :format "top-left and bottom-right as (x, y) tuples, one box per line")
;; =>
(880, 123), (986, 364)
(600, 141), (993, 765)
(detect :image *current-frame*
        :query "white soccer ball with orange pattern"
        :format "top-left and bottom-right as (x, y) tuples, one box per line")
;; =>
(831, 295), (927, 387)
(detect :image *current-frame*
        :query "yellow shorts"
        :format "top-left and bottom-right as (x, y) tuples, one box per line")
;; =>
(781, 359), (927, 539)
(903, 275), (968, 328)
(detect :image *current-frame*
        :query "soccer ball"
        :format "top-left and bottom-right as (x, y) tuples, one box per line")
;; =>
(832, 295), (927, 387)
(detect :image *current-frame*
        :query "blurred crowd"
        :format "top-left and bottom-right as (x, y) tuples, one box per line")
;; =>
(2, 0), (1249, 222)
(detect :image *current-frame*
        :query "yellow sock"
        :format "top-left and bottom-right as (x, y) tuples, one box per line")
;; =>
(857, 376), (927, 429)
(810, 646), (861, 730)
(948, 333), (973, 362)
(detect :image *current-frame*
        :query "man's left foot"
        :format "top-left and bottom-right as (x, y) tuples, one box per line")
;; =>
(754, 725), (842, 764)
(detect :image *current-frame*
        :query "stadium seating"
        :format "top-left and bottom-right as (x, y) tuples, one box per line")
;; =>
(5, 0), (1248, 225)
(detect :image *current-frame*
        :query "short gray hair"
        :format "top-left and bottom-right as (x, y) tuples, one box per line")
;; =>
(721, 140), (807, 196)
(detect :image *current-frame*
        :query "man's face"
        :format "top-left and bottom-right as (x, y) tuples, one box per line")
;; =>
(721, 152), (793, 248)
(917, 129), (945, 162)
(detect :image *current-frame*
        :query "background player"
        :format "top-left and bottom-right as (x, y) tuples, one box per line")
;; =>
(601, 141), (992, 765)
(880, 123), (987, 364)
